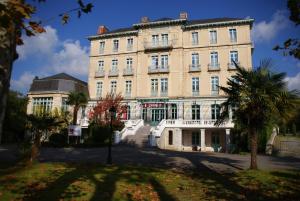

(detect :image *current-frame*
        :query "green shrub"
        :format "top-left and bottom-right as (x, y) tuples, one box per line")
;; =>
(48, 131), (68, 147)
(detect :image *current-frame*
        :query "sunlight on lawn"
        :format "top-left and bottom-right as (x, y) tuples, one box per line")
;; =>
(0, 163), (299, 201)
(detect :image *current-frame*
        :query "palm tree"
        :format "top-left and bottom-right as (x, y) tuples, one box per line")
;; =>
(216, 60), (299, 169)
(67, 91), (88, 125)
(27, 110), (65, 162)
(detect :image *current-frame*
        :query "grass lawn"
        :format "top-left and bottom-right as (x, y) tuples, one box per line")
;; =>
(0, 162), (299, 201)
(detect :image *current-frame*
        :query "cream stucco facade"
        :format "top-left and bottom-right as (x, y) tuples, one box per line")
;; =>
(87, 14), (254, 152)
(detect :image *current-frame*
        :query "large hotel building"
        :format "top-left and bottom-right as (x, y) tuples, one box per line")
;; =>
(87, 12), (254, 152)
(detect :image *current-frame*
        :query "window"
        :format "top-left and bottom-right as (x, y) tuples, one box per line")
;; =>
(32, 97), (53, 114)
(61, 97), (68, 112)
(126, 105), (131, 120)
(230, 51), (238, 65)
(210, 52), (219, 67)
(192, 132), (200, 145)
(151, 56), (159, 68)
(110, 81), (117, 94)
(99, 41), (105, 53)
(113, 40), (119, 52)
(161, 55), (168, 69)
(212, 132), (220, 145)
(210, 30), (217, 44)
(161, 78), (168, 95)
(96, 81), (103, 98)
(126, 58), (133, 69)
(168, 130), (173, 145)
(192, 32), (198, 45)
(152, 35), (159, 46)
(211, 76), (219, 95)
(229, 29), (237, 42)
(192, 77), (199, 94)
(98, 60), (104, 71)
(127, 38), (133, 50)
(191, 53), (199, 66)
(211, 104), (220, 120)
(171, 104), (177, 119)
(125, 80), (132, 96)
(112, 59), (118, 70)
(161, 34), (168, 45)
(151, 79), (158, 96)
(192, 104), (201, 120)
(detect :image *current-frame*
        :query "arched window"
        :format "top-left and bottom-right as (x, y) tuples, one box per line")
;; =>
(168, 130), (173, 145)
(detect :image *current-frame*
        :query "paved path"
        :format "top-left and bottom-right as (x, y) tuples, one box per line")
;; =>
(1, 145), (299, 173)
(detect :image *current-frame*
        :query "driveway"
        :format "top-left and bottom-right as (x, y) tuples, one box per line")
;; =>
(1, 144), (299, 173)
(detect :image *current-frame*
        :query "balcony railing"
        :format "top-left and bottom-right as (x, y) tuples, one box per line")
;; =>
(211, 90), (219, 96)
(160, 91), (168, 97)
(108, 68), (119, 77)
(151, 91), (158, 97)
(124, 92), (131, 98)
(95, 69), (105, 77)
(208, 63), (220, 71)
(123, 67), (134, 76)
(148, 65), (169, 74)
(192, 91), (199, 96)
(144, 40), (175, 51)
(228, 62), (240, 70)
(189, 64), (201, 72)
(112, 47), (118, 52)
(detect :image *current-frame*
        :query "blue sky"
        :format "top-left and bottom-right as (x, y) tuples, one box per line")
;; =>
(11, 0), (300, 93)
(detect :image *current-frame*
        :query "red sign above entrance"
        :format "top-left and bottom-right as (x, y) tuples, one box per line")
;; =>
(143, 103), (164, 108)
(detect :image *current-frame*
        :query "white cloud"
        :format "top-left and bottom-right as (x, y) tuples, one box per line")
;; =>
(47, 40), (89, 76)
(251, 10), (290, 43)
(11, 72), (35, 92)
(17, 26), (59, 60)
(13, 26), (89, 93)
(285, 72), (300, 91)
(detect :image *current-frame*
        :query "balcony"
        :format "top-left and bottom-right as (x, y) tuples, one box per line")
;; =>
(95, 70), (105, 77)
(189, 64), (201, 72)
(144, 40), (175, 51)
(211, 90), (219, 96)
(112, 47), (118, 53)
(127, 45), (133, 51)
(208, 63), (220, 71)
(124, 92), (131, 99)
(151, 91), (158, 97)
(148, 65), (169, 74)
(192, 91), (199, 96)
(160, 91), (168, 97)
(123, 67), (134, 76)
(227, 62), (240, 70)
(108, 68), (119, 77)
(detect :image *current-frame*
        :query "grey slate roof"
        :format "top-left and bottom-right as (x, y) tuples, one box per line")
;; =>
(29, 73), (88, 95)
(92, 17), (251, 38)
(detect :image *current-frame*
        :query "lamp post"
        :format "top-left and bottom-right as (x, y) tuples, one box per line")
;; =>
(107, 106), (116, 164)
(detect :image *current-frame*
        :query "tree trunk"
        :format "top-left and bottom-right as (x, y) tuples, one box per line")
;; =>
(73, 106), (79, 125)
(250, 128), (258, 169)
(0, 19), (18, 144)
(30, 132), (41, 162)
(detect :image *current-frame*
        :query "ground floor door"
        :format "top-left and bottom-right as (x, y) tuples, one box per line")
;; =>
(151, 109), (165, 125)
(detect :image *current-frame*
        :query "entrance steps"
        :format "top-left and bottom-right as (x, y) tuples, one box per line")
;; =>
(121, 125), (152, 147)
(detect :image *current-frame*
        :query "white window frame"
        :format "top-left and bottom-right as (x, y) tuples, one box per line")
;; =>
(98, 60), (104, 71)
(230, 51), (238, 64)
(125, 80), (132, 95)
(191, 53), (199, 66)
(110, 81), (117, 94)
(161, 55), (168, 69)
(160, 78), (168, 93)
(209, 30), (217, 44)
(152, 35), (159, 46)
(192, 32), (199, 45)
(210, 52), (219, 67)
(192, 77), (199, 93)
(113, 39), (119, 52)
(126, 58), (133, 69)
(99, 41), (105, 53)
(161, 34), (168, 46)
(151, 55), (159, 68)
(229, 28), (237, 43)
(112, 59), (118, 70)
(127, 38), (133, 50)
(151, 79), (158, 95)
(96, 81), (103, 98)
(211, 76), (219, 95)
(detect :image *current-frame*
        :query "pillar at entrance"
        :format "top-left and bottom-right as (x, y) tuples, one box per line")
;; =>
(176, 128), (182, 151)
(200, 129), (205, 152)
(225, 129), (231, 153)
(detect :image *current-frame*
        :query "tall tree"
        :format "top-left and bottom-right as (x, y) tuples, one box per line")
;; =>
(216, 60), (299, 169)
(66, 91), (88, 125)
(0, 0), (93, 143)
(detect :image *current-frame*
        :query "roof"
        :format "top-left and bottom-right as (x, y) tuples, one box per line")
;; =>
(39, 73), (87, 85)
(28, 73), (88, 95)
(88, 17), (253, 40)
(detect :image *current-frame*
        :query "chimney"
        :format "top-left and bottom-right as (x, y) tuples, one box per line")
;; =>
(141, 16), (149, 23)
(179, 12), (188, 20)
(97, 25), (109, 35)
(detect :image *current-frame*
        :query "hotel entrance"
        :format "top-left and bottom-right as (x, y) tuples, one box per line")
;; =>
(140, 100), (168, 126)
